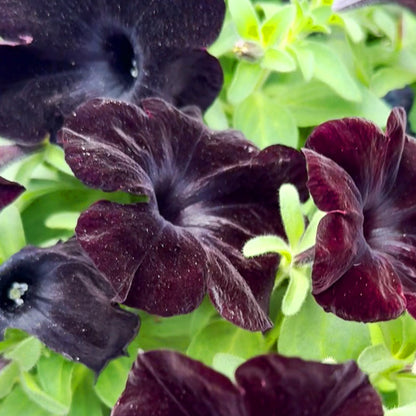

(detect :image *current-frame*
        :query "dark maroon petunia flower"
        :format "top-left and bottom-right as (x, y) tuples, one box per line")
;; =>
(59, 98), (308, 331)
(0, 0), (225, 145)
(303, 108), (416, 322)
(0, 238), (140, 373)
(111, 350), (383, 416)
(333, 0), (416, 12)
(0, 176), (24, 210)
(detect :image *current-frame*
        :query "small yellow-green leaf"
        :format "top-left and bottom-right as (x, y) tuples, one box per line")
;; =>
(243, 235), (290, 260)
(279, 183), (304, 249)
(281, 267), (310, 316)
(261, 5), (296, 47)
(228, 0), (260, 40)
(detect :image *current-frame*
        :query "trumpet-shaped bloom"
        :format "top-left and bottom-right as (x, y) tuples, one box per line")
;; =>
(304, 108), (416, 322)
(0, 239), (140, 373)
(0, 0), (224, 145)
(59, 98), (308, 331)
(112, 351), (383, 416)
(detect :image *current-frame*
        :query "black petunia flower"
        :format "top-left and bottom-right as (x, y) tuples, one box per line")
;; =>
(303, 108), (416, 322)
(0, 238), (140, 373)
(0, 176), (24, 210)
(0, 0), (225, 145)
(111, 350), (383, 416)
(59, 98), (308, 331)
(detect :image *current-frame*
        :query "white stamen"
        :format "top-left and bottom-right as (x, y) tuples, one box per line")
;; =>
(130, 59), (139, 78)
(8, 282), (28, 306)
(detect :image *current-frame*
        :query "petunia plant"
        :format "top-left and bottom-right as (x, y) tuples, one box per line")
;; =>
(0, 0), (416, 415)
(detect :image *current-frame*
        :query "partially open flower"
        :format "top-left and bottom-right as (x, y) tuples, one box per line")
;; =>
(304, 108), (416, 322)
(59, 98), (308, 331)
(0, 239), (140, 373)
(112, 351), (383, 416)
(0, 0), (225, 145)
(0, 176), (24, 210)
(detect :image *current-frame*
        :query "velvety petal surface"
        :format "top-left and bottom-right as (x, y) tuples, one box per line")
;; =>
(0, 0), (225, 144)
(0, 239), (140, 373)
(60, 98), (308, 331)
(111, 351), (383, 416)
(236, 355), (383, 416)
(111, 350), (244, 416)
(305, 108), (416, 322)
(0, 176), (24, 210)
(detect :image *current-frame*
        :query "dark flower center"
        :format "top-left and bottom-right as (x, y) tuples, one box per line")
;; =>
(155, 183), (183, 225)
(103, 33), (139, 89)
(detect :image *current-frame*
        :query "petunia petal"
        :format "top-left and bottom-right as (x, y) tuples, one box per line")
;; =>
(314, 249), (406, 322)
(61, 98), (308, 330)
(111, 350), (244, 416)
(0, 0), (225, 144)
(0, 176), (24, 210)
(112, 351), (383, 416)
(236, 355), (383, 416)
(76, 201), (207, 315)
(0, 239), (140, 373)
(306, 108), (406, 207)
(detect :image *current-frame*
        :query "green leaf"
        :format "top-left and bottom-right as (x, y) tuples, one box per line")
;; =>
(395, 374), (416, 406)
(234, 93), (298, 148)
(0, 385), (52, 416)
(265, 79), (390, 127)
(137, 312), (193, 352)
(290, 44), (315, 81)
(279, 183), (304, 249)
(243, 235), (290, 259)
(36, 353), (73, 410)
(385, 403), (416, 416)
(297, 209), (325, 252)
(4, 337), (42, 372)
(279, 294), (370, 362)
(228, 0), (260, 40)
(44, 212), (79, 230)
(69, 370), (103, 416)
(204, 99), (230, 131)
(228, 61), (263, 105)
(212, 353), (245, 381)
(0, 205), (26, 263)
(20, 372), (69, 415)
(95, 332), (142, 409)
(371, 68), (416, 97)
(43, 145), (73, 176)
(261, 5), (296, 47)
(209, 19), (240, 58)
(299, 41), (361, 102)
(0, 329), (28, 355)
(357, 344), (405, 375)
(261, 48), (296, 72)
(281, 267), (310, 316)
(0, 362), (19, 399)
(187, 321), (267, 366)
